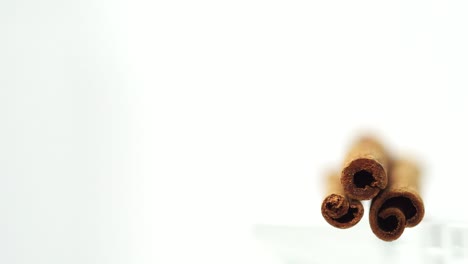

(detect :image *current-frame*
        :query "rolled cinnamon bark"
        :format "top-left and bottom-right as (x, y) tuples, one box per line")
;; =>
(341, 137), (389, 200)
(369, 159), (425, 241)
(321, 171), (364, 228)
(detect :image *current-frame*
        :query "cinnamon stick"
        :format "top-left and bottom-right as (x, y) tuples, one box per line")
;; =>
(341, 137), (389, 200)
(369, 159), (425, 241)
(321, 171), (364, 228)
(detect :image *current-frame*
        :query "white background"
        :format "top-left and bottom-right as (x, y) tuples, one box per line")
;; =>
(1, 0), (468, 263)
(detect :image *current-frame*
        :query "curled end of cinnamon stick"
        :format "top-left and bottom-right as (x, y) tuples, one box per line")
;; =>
(321, 194), (364, 229)
(341, 158), (387, 200)
(322, 194), (349, 218)
(369, 190), (425, 241)
(374, 207), (406, 241)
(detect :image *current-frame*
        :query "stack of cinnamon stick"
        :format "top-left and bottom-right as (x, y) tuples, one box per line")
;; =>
(320, 137), (425, 241)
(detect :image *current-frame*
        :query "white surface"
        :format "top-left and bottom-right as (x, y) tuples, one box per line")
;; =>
(254, 220), (468, 264)
(1, 1), (468, 263)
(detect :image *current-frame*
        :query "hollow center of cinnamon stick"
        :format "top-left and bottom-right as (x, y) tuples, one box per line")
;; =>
(335, 207), (358, 223)
(380, 197), (417, 220)
(378, 215), (399, 232)
(353, 170), (374, 188)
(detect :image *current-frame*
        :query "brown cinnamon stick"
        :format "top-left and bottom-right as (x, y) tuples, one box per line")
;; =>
(321, 171), (364, 228)
(369, 159), (425, 241)
(341, 137), (389, 200)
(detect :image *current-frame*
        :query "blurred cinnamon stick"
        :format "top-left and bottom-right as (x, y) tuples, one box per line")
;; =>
(369, 159), (425, 241)
(341, 137), (389, 200)
(321, 171), (364, 228)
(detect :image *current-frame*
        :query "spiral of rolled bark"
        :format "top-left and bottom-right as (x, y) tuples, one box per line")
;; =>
(341, 137), (389, 200)
(321, 172), (364, 228)
(369, 159), (425, 241)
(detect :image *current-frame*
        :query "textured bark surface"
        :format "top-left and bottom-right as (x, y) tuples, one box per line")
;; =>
(341, 137), (389, 200)
(321, 172), (364, 228)
(369, 159), (425, 241)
